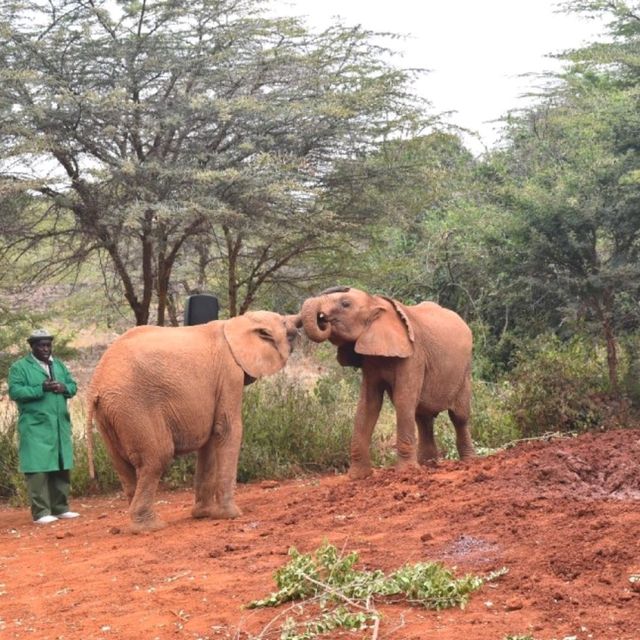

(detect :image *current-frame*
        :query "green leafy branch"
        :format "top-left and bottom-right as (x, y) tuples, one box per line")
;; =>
(246, 541), (507, 639)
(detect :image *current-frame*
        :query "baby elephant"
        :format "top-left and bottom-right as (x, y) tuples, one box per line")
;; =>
(87, 311), (299, 533)
(300, 286), (474, 478)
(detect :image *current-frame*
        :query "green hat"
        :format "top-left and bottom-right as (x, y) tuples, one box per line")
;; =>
(27, 328), (55, 344)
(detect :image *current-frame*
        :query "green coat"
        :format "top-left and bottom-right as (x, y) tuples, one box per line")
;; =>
(8, 354), (78, 473)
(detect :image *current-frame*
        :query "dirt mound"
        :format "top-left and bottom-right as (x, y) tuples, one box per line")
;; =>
(1, 428), (639, 639)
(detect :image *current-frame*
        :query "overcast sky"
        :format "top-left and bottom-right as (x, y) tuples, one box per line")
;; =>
(272, 0), (608, 153)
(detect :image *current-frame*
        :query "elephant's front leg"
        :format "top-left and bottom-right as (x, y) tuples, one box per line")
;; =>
(393, 396), (420, 472)
(192, 413), (242, 520)
(349, 379), (384, 480)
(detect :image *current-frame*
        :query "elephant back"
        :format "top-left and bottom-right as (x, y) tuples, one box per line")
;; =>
(410, 301), (472, 356)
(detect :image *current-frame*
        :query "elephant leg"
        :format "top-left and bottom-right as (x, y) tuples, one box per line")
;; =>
(394, 399), (419, 472)
(194, 414), (242, 520)
(127, 463), (166, 533)
(128, 441), (173, 533)
(108, 448), (137, 503)
(448, 377), (475, 460)
(191, 438), (219, 518)
(416, 411), (439, 465)
(97, 428), (137, 502)
(349, 380), (384, 480)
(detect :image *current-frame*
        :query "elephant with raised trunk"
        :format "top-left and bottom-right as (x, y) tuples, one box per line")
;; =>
(300, 287), (474, 478)
(86, 311), (300, 532)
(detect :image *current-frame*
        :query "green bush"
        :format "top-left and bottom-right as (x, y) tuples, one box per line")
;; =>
(71, 431), (122, 496)
(506, 333), (609, 437)
(238, 371), (360, 482)
(0, 408), (27, 504)
(470, 379), (520, 451)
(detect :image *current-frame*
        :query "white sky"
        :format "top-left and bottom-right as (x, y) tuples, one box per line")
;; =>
(272, 0), (608, 153)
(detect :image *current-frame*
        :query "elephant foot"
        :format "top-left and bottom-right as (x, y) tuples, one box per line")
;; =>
(192, 503), (242, 520)
(348, 464), (373, 480)
(418, 453), (438, 467)
(394, 458), (419, 473)
(129, 517), (167, 534)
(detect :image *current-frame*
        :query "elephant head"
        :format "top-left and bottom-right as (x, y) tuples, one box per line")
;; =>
(224, 311), (300, 379)
(300, 287), (414, 365)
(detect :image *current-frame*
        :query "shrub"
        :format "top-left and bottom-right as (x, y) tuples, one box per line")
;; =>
(435, 378), (520, 459)
(506, 334), (609, 437)
(0, 407), (26, 504)
(239, 371), (360, 482)
(71, 431), (122, 496)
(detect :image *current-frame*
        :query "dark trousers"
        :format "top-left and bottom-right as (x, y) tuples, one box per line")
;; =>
(24, 470), (70, 520)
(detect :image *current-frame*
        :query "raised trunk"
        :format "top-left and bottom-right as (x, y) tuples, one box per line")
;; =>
(300, 298), (332, 343)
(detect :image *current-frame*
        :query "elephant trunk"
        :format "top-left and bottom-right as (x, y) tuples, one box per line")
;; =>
(300, 298), (332, 343)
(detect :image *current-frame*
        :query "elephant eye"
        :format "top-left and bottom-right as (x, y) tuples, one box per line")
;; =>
(340, 299), (351, 308)
(257, 328), (274, 341)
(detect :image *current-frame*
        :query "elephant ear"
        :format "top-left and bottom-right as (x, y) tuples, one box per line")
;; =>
(355, 297), (414, 358)
(224, 312), (290, 378)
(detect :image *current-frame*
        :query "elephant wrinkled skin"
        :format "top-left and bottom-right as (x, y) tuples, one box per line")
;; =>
(86, 311), (299, 532)
(300, 287), (474, 478)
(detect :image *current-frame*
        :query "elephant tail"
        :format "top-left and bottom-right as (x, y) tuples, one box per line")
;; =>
(86, 393), (98, 480)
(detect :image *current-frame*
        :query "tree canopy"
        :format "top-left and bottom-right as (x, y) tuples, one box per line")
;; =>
(0, 0), (427, 323)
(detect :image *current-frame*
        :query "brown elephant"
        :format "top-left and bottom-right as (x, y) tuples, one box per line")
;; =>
(300, 287), (474, 478)
(86, 311), (299, 532)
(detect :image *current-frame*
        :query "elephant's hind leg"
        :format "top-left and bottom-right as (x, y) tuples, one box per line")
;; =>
(128, 458), (168, 533)
(192, 415), (242, 520)
(128, 432), (174, 533)
(108, 448), (137, 503)
(448, 380), (475, 460)
(96, 418), (136, 502)
(416, 411), (439, 465)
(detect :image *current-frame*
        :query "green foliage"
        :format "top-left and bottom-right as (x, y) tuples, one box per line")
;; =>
(248, 541), (506, 639)
(0, 409), (25, 504)
(620, 335), (640, 406)
(249, 541), (503, 609)
(70, 432), (122, 497)
(470, 380), (520, 451)
(277, 608), (372, 640)
(435, 378), (520, 460)
(239, 372), (361, 482)
(506, 334), (609, 437)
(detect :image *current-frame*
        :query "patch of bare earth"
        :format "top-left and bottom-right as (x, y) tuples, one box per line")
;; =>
(1, 429), (639, 640)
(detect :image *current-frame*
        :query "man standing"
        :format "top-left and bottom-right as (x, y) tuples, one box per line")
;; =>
(8, 329), (80, 524)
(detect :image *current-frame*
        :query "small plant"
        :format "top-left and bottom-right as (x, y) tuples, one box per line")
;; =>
(248, 541), (507, 638)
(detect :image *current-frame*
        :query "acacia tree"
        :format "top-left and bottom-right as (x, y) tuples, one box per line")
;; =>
(0, 0), (425, 324)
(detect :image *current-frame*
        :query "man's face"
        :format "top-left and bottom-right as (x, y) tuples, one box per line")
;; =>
(31, 340), (53, 362)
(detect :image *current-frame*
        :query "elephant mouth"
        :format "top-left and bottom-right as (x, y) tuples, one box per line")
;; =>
(317, 312), (329, 331)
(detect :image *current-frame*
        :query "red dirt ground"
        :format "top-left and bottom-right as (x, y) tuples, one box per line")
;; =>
(1, 428), (639, 640)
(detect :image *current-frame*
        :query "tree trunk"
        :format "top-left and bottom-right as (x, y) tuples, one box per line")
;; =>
(594, 290), (619, 395)
(225, 227), (241, 317)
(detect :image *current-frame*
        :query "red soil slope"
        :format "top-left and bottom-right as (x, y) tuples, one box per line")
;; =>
(1, 428), (639, 640)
